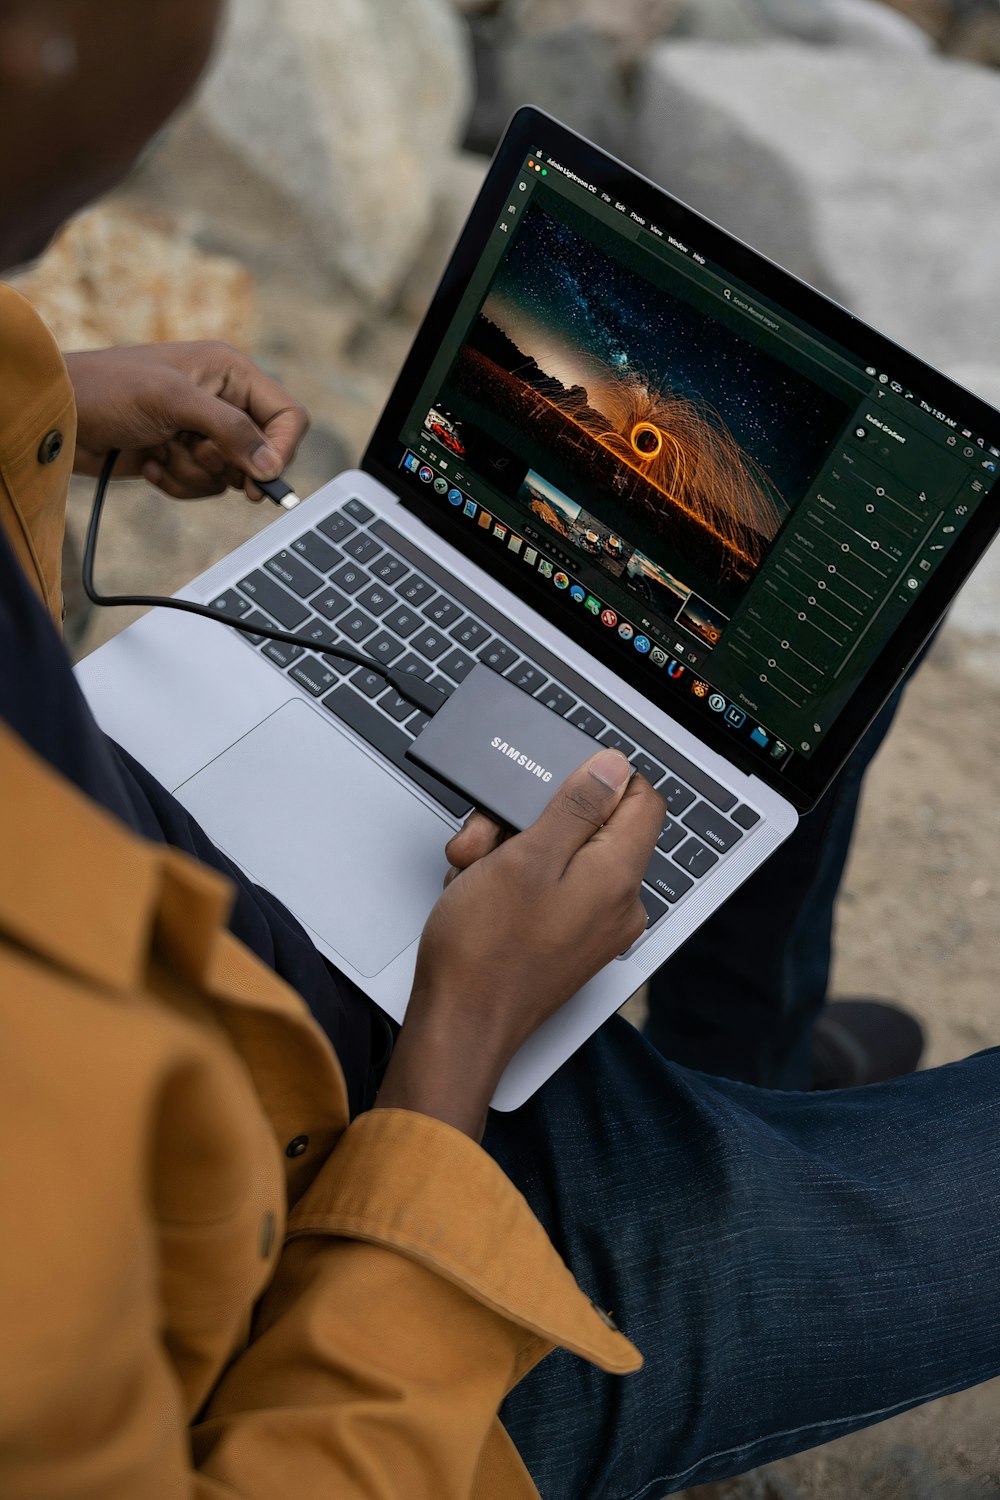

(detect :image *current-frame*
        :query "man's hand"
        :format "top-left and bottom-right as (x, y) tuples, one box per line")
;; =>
(65, 342), (309, 500)
(375, 749), (665, 1139)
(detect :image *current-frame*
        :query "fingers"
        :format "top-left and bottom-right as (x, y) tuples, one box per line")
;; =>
(199, 343), (310, 477)
(142, 437), (229, 499)
(445, 810), (506, 870)
(519, 748), (632, 875)
(580, 772), (666, 888)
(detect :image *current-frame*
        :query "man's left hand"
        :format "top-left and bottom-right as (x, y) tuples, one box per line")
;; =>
(66, 342), (310, 500)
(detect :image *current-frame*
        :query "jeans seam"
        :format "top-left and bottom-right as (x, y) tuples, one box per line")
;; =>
(616, 1365), (1000, 1500)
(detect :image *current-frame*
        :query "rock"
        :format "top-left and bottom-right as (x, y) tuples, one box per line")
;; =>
(632, 43), (1000, 374)
(949, 11), (1000, 66)
(875, 0), (953, 43)
(825, 0), (934, 51)
(11, 203), (256, 351)
(396, 151), (489, 321)
(507, 0), (684, 64)
(176, 0), (473, 307)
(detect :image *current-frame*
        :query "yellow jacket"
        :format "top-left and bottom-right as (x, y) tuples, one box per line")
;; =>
(0, 285), (642, 1499)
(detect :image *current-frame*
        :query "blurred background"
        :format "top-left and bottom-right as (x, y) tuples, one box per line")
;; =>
(11, 2), (999, 1494)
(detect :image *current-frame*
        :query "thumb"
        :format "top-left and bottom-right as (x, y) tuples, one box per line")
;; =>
(520, 747), (632, 874)
(171, 382), (283, 482)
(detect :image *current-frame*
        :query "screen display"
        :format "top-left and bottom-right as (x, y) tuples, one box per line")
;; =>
(386, 130), (999, 782)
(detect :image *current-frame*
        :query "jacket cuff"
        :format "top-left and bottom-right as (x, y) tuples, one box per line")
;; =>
(286, 1107), (643, 1377)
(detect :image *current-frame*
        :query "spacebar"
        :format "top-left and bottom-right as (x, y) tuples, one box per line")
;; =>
(322, 685), (472, 819)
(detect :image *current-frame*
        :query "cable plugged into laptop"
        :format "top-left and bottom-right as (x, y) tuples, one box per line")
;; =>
(83, 450), (449, 718)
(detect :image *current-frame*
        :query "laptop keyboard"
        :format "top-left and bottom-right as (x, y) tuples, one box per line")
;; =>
(209, 497), (761, 932)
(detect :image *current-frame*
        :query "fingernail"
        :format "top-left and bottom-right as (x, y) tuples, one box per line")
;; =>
(251, 443), (282, 479)
(588, 748), (630, 791)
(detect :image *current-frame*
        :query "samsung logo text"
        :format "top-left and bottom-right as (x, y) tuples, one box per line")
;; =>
(490, 737), (553, 781)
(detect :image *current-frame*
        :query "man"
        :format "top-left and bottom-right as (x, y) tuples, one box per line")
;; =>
(1, 4), (998, 1498)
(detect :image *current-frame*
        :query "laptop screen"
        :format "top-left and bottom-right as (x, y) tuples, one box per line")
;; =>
(366, 109), (1000, 807)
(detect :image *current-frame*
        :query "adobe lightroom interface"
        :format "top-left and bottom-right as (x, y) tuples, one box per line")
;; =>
(398, 149), (996, 765)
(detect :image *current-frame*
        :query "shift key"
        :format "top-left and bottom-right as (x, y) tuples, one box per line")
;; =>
(237, 570), (310, 629)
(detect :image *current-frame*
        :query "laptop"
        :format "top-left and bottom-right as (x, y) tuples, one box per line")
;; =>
(75, 106), (1000, 1110)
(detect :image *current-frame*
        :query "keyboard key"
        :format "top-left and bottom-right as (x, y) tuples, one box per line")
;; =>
(425, 595), (463, 629)
(265, 549), (323, 599)
(379, 688), (415, 723)
(682, 802), (742, 854)
(428, 674), (456, 698)
(632, 752), (666, 787)
(298, 617), (340, 652)
(439, 648), (476, 684)
(342, 533), (382, 564)
(640, 886), (670, 928)
(398, 574), (435, 607)
(240, 611), (270, 646)
(329, 561), (370, 594)
(479, 640), (519, 674)
(292, 530), (342, 573)
(658, 744), (737, 814)
(451, 618), (491, 651)
(321, 685), (471, 818)
(407, 710), (430, 737)
(262, 639), (303, 669)
(411, 627), (450, 660)
(237, 571), (310, 629)
(539, 686), (576, 716)
(673, 838), (719, 879)
(290, 658), (340, 698)
(340, 609), (377, 643)
(366, 632), (404, 665)
(383, 605), (421, 638)
(317, 512), (356, 545)
(210, 590), (250, 618)
(657, 819), (684, 853)
(645, 854), (694, 904)
(352, 668), (386, 699)
(394, 653), (431, 680)
(599, 728), (636, 757)
(568, 706), (607, 738)
(732, 804), (761, 830)
(372, 554), (408, 586)
(344, 497), (374, 523)
(510, 663), (548, 695)
(357, 583), (394, 616)
(660, 777), (696, 816)
(314, 587), (350, 621)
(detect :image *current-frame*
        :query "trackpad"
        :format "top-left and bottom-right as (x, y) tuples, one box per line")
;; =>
(175, 699), (452, 977)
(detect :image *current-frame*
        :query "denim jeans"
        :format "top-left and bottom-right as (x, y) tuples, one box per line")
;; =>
(488, 1020), (1000, 1498)
(642, 680), (913, 1089)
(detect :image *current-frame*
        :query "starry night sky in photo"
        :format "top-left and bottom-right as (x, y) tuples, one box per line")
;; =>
(485, 197), (851, 506)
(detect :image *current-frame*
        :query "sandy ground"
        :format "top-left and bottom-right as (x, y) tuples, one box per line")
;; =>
(67, 241), (1000, 1499)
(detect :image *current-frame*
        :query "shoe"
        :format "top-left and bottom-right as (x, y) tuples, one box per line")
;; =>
(811, 999), (924, 1090)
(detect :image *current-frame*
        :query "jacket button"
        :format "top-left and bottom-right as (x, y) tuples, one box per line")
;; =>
(286, 1135), (309, 1158)
(259, 1211), (276, 1259)
(591, 1302), (620, 1331)
(38, 430), (64, 465)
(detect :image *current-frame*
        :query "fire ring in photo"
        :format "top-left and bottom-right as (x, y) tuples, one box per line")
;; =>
(630, 421), (664, 460)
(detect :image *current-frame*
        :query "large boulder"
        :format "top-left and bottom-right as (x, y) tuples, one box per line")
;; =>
(135, 0), (472, 309)
(632, 43), (1000, 375)
(11, 204), (256, 351)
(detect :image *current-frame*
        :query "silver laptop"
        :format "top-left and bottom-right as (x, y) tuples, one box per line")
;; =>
(76, 108), (1000, 1109)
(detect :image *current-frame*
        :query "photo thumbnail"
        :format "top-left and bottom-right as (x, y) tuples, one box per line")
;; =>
(676, 593), (730, 648)
(626, 549), (690, 610)
(519, 471), (632, 577)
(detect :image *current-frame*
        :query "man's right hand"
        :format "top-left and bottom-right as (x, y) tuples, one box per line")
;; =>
(374, 749), (665, 1139)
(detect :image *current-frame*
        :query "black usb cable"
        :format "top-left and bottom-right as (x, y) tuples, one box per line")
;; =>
(82, 450), (448, 717)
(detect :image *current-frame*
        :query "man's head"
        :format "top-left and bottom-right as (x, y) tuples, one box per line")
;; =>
(0, 0), (224, 271)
